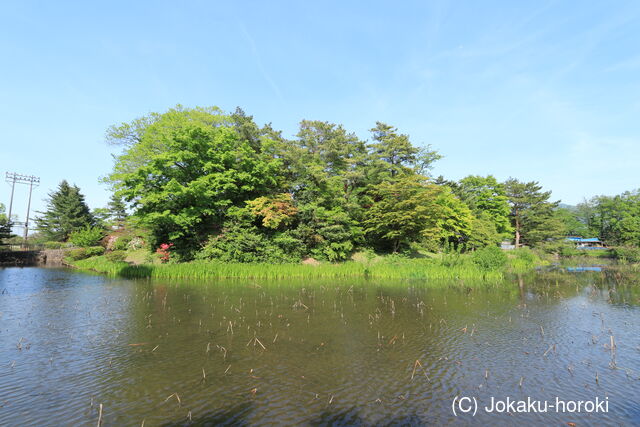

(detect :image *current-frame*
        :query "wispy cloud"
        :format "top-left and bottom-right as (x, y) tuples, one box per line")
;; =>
(239, 22), (285, 103)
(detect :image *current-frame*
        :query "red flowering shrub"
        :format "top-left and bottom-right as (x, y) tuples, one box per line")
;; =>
(156, 243), (174, 263)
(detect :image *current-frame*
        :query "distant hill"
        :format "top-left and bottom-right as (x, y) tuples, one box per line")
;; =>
(558, 203), (577, 211)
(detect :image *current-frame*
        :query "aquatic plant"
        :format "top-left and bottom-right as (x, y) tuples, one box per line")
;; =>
(71, 255), (507, 283)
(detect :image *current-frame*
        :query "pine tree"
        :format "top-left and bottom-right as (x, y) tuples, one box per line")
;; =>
(505, 178), (560, 247)
(35, 181), (95, 241)
(107, 193), (127, 227)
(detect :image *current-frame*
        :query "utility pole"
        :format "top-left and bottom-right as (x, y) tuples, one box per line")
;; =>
(5, 172), (40, 244)
(24, 178), (36, 241)
(6, 172), (16, 220)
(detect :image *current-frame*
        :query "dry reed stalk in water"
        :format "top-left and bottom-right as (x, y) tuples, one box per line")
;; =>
(411, 360), (430, 380)
(610, 336), (616, 355)
(97, 403), (103, 427)
(164, 393), (181, 407)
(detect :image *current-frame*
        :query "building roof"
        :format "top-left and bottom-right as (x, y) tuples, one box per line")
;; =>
(566, 237), (601, 243)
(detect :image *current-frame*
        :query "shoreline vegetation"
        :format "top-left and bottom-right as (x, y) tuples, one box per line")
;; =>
(69, 248), (543, 283)
(4, 106), (638, 280)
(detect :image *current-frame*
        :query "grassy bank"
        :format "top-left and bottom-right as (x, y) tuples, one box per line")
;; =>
(70, 249), (542, 283)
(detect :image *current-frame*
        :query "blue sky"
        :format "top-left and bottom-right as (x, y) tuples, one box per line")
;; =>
(2, 1), (640, 226)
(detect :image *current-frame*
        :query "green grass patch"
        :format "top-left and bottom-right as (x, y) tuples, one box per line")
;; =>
(71, 254), (513, 283)
(124, 248), (153, 265)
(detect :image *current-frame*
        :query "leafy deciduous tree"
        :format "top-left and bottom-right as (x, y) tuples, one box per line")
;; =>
(364, 176), (448, 252)
(106, 106), (284, 257)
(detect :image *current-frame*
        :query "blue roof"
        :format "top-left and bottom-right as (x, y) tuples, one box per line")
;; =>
(566, 237), (601, 243)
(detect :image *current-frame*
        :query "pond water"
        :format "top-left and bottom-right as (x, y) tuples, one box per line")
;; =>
(0, 267), (639, 426)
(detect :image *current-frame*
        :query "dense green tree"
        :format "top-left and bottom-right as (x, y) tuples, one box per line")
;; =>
(109, 105), (626, 262)
(106, 106), (284, 257)
(554, 206), (589, 237)
(434, 188), (475, 249)
(364, 175), (453, 252)
(504, 178), (560, 247)
(287, 120), (368, 208)
(368, 122), (441, 182)
(456, 175), (512, 236)
(467, 212), (502, 249)
(35, 181), (95, 241)
(271, 120), (371, 259)
(577, 190), (640, 245)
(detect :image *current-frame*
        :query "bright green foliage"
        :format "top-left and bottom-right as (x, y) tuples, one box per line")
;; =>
(286, 120), (368, 211)
(471, 245), (507, 271)
(505, 178), (560, 247)
(364, 176), (452, 252)
(112, 235), (131, 251)
(106, 106), (284, 257)
(507, 248), (542, 272)
(296, 204), (361, 261)
(368, 122), (442, 181)
(104, 107), (451, 261)
(73, 256), (506, 282)
(456, 175), (512, 235)
(524, 212), (565, 246)
(611, 246), (640, 262)
(280, 121), (371, 260)
(194, 205), (303, 263)
(554, 206), (589, 237)
(35, 181), (95, 242)
(69, 226), (105, 247)
(105, 250), (127, 262)
(577, 190), (640, 246)
(467, 212), (502, 249)
(197, 227), (302, 264)
(105, 105), (614, 263)
(435, 188), (474, 244)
